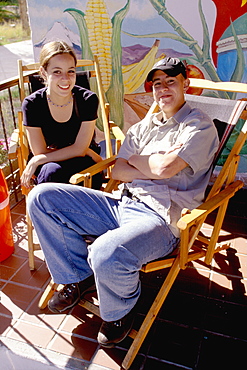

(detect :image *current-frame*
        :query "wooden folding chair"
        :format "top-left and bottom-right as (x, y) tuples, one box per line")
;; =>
(55, 80), (247, 369)
(8, 56), (113, 271)
(120, 118), (247, 370)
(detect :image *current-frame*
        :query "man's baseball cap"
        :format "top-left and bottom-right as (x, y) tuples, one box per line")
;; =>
(146, 57), (187, 82)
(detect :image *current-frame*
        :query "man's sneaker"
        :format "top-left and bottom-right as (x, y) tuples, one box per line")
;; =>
(97, 308), (136, 348)
(48, 275), (95, 313)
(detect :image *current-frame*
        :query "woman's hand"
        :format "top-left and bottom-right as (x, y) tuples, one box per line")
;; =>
(20, 154), (45, 188)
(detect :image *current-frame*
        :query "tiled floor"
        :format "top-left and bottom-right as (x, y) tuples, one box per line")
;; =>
(1, 190), (247, 370)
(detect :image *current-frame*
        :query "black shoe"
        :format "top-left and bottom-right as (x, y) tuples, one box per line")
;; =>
(97, 308), (136, 348)
(48, 275), (95, 313)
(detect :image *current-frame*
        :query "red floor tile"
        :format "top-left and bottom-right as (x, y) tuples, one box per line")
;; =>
(10, 259), (50, 288)
(92, 347), (144, 370)
(11, 201), (26, 216)
(6, 321), (56, 348)
(92, 348), (122, 370)
(0, 315), (16, 336)
(0, 254), (26, 269)
(61, 308), (102, 340)
(0, 194), (245, 370)
(0, 265), (18, 281)
(233, 237), (247, 255)
(2, 282), (39, 303)
(197, 332), (247, 369)
(49, 332), (98, 361)
(203, 299), (247, 340)
(21, 297), (66, 329)
(149, 321), (201, 368)
(0, 294), (28, 319)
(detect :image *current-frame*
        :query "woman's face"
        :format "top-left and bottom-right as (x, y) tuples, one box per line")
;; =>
(41, 53), (76, 98)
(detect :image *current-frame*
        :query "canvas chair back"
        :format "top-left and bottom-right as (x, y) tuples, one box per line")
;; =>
(185, 94), (246, 164)
(17, 57), (113, 160)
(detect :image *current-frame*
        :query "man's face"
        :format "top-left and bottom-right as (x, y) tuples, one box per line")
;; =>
(152, 70), (189, 119)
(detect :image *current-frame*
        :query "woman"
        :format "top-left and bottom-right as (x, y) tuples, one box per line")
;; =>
(21, 40), (103, 189)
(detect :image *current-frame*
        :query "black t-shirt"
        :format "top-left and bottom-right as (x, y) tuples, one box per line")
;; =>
(22, 85), (99, 149)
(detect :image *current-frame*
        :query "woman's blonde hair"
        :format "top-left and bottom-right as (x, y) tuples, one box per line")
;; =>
(39, 41), (77, 70)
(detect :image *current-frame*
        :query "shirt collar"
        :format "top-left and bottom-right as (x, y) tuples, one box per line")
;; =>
(152, 102), (191, 126)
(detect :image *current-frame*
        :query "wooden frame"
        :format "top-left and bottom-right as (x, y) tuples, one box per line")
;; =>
(9, 56), (113, 270)
(60, 80), (247, 370)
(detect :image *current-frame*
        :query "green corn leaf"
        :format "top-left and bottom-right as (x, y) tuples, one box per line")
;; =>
(229, 20), (245, 85)
(198, 0), (210, 61)
(106, 0), (130, 129)
(122, 30), (195, 48)
(64, 8), (105, 130)
(64, 8), (93, 60)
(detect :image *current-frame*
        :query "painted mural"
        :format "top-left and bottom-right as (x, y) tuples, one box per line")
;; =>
(26, 0), (247, 169)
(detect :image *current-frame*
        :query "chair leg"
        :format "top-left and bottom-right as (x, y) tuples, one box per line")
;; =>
(122, 257), (181, 370)
(26, 210), (36, 270)
(79, 297), (101, 317)
(38, 279), (59, 309)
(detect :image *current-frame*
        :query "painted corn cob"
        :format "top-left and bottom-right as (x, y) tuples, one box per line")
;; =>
(85, 0), (112, 91)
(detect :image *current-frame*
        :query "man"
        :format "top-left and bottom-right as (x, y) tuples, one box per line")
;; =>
(27, 57), (219, 348)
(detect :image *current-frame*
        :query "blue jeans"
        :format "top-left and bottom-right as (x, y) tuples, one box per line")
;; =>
(27, 183), (179, 321)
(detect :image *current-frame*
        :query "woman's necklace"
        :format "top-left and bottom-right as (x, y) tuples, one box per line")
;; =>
(47, 94), (73, 108)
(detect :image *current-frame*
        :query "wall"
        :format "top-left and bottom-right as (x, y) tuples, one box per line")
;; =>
(26, 0), (247, 170)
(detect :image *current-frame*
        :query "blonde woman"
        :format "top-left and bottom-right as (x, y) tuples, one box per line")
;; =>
(21, 41), (103, 189)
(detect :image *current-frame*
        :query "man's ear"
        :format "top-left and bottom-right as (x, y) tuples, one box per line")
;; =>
(183, 78), (190, 92)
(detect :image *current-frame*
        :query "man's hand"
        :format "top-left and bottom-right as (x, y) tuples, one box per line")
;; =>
(164, 142), (183, 154)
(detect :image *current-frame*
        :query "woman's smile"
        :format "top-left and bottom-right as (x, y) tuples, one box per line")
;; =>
(58, 84), (70, 90)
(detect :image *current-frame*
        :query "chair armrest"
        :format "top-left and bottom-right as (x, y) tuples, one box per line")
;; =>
(110, 123), (125, 144)
(177, 180), (243, 230)
(189, 78), (247, 94)
(8, 129), (20, 160)
(69, 155), (116, 185)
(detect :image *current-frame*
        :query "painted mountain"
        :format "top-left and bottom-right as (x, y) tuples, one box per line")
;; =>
(122, 44), (193, 65)
(33, 21), (82, 61)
